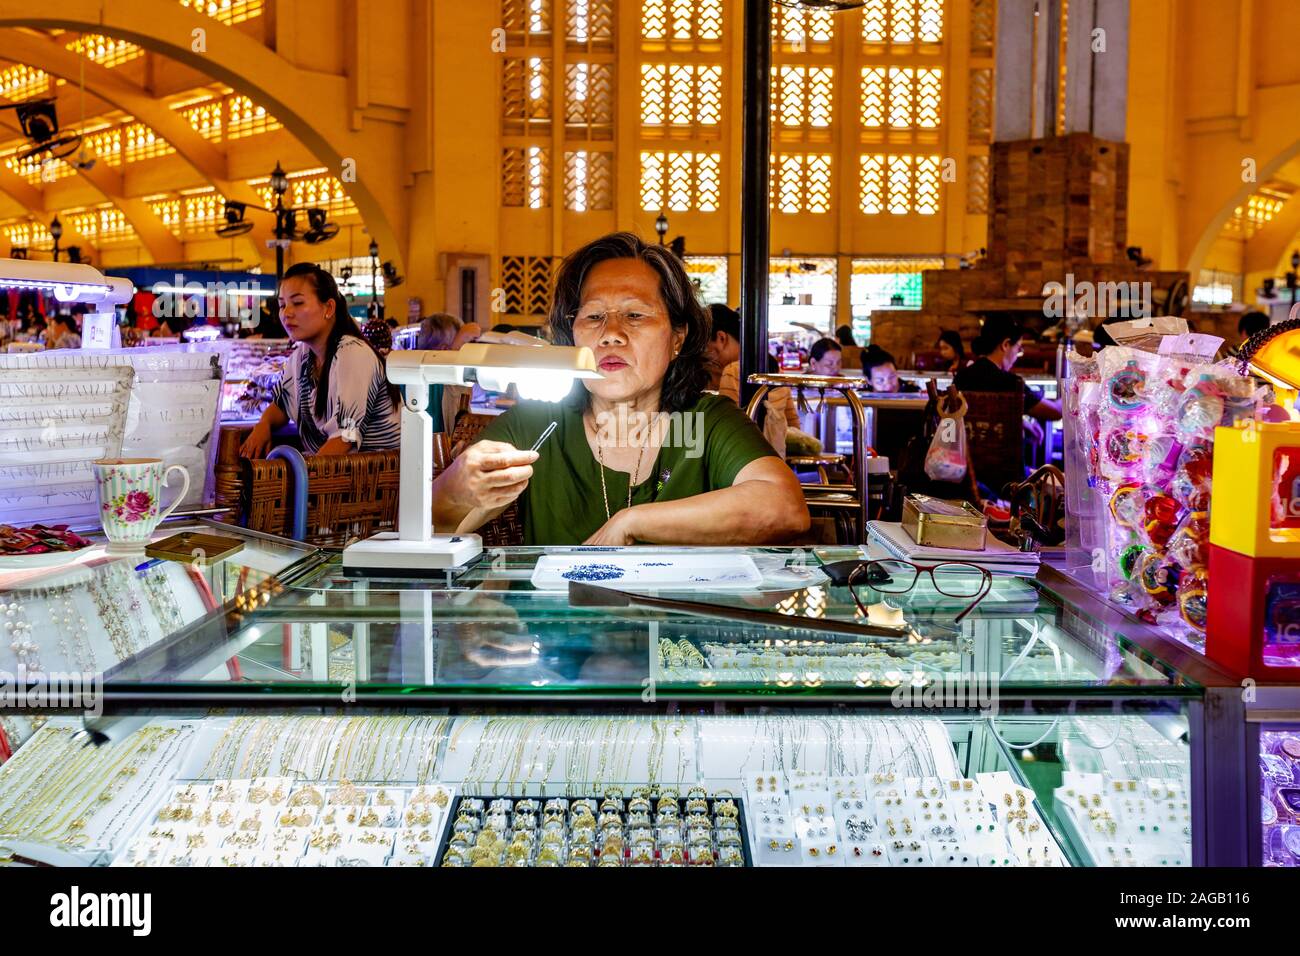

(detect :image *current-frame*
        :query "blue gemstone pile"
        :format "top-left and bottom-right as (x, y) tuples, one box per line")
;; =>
(561, 563), (626, 582)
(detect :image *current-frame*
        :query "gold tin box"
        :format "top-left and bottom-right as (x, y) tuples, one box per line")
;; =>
(901, 495), (988, 551)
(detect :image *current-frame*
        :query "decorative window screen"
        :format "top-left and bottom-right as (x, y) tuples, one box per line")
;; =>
(181, 99), (224, 142)
(684, 255), (728, 304)
(565, 62), (614, 136)
(226, 95), (281, 139)
(771, 154), (833, 214)
(499, 256), (555, 319)
(177, 0), (265, 24)
(502, 147), (552, 209)
(966, 154), (990, 215)
(640, 64), (723, 132)
(641, 0), (724, 44)
(771, 67), (835, 129)
(503, 57), (553, 135)
(640, 151), (720, 212)
(771, 5), (835, 49)
(122, 123), (175, 163)
(859, 154), (942, 215)
(860, 67), (942, 130)
(0, 65), (50, 101)
(567, 0), (614, 46)
(504, 0), (552, 41)
(66, 34), (143, 68)
(564, 150), (613, 210)
(861, 0), (943, 45)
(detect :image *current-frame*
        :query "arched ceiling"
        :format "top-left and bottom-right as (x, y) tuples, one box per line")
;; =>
(0, 1), (398, 274)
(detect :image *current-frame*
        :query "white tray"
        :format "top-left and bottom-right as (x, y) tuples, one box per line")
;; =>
(530, 552), (762, 591)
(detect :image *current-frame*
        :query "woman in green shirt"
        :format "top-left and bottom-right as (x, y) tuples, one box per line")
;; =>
(431, 232), (810, 546)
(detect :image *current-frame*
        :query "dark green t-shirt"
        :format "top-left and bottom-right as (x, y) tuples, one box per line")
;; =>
(476, 392), (777, 545)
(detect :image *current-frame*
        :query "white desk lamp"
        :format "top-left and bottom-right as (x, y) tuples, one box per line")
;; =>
(341, 341), (600, 575)
(0, 257), (132, 349)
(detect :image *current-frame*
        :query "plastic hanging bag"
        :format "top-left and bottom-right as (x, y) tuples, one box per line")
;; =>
(924, 393), (969, 483)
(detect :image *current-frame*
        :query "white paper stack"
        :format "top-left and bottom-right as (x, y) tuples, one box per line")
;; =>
(866, 520), (1040, 575)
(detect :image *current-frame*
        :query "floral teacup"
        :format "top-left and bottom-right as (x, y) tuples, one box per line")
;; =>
(92, 458), (191, 553)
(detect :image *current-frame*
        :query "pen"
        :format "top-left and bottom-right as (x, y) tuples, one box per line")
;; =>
(530, 420), (558, 452)
(134, 558), (163, 572)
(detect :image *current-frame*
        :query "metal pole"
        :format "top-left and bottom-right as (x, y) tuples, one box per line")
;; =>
(738, 0), (771, 409)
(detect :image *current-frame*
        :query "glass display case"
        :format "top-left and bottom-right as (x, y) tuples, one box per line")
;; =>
(0, 539), (1250, 867)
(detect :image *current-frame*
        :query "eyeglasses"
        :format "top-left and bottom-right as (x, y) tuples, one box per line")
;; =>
(847, 559), (992, 623)
(566, 309), (664, 329)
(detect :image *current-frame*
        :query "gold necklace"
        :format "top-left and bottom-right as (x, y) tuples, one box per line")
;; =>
(589, 409), (651, 521)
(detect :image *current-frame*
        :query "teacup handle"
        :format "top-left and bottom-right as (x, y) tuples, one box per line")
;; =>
(157, 464), (192, 523)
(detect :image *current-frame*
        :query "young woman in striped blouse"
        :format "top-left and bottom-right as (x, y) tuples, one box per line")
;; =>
(239, 263), (401, 458)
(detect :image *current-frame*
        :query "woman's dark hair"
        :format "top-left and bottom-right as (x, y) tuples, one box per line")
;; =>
(835, 324), (858, 347)
(809, 337), (842, 364)
(936, 330), (965, 364)
(971, 315), (1024, 357)
(548, 232), (710, 413)
(280, 262), (399, 418)
(708, 303), (740, 342)
(862, 344), (897, 374)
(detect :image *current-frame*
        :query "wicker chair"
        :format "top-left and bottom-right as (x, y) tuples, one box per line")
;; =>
(238, 410), (525, 547)
(961, 390), (1026, 500)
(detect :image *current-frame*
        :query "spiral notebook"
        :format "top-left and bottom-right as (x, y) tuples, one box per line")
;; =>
(865, 520), (1040, 574)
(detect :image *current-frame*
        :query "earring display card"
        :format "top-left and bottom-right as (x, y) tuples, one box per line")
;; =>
(1053, 770), (1191, 868)
(434, 792), (752, 867)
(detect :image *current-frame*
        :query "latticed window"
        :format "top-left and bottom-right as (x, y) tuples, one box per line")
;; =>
(287, 174), (357, 217)
(177, 0), (265, 24)
(860, 67), (941, 130)
(84, 128), (123, 167)
(502, 146), (552, 209)
(861, 0), (944, 45)
(771, 5), (835, 50)
(1225, 184), (1293, 239)
(968, 68), (993, 142)
(182, 191), (222, 234)
(567, 0), (614, 46)
(640, 64), (722, 131)
(503, 0), (552, 41)
(66, 210), (98, 239)
(640, 151), (720, 212)
(771, 67), (834, 129)
(684, 255), (727, 304)
(641, 0), (724, 44)
(1, 220), (52, 250)
(970, 0), (996, 55)
(66, 34), (143, 68)
(180, 99), (223, 142)
(772, 154), (832, 214)
(3, 151), (74, 184)
(503, 57), (553, 134)
(859, 153), (941, 215)
(0, 65), (50, 101)
(499, 255), (554, 318)
(966, 154), (990, 215)
(565, 62), (614, 136)
(226, 95), (280, 139)
(97, 206), (134, 242)
(564, 151), (613, 211)
(147, 196), (183, 235)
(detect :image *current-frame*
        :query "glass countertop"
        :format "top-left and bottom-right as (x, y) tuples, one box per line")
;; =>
(94, 545), (1209, 704)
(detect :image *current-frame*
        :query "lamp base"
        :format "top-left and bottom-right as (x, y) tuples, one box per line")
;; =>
(341, 532), (483, 576)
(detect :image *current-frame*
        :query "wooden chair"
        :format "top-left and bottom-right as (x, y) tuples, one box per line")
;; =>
(238, 410), (525, 547)
(961, 390), (1025, 500)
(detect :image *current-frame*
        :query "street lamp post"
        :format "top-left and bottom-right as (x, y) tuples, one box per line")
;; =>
(655, 212), (669, 246)
(49, 215), (62, 263)
(369, 238), (380, 318)
(269, 161), (290, 281)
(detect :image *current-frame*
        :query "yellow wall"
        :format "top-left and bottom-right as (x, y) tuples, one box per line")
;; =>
(8, 1), (1300, 319)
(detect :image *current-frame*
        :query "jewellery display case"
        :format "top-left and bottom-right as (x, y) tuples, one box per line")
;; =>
(0, 541), (1252, 866)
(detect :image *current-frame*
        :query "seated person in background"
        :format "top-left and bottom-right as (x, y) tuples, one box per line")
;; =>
(432, 231), (809, 545)
(45, 314), (81, 350)
(936, 330), (967, 374)
(240, 263), (401, 458)
(954, 315), (1061, 446)
(863, 344), (920, 392)
(1237, 310), (1270, 353)
(703, 302), (741, 391)
(418, 312), (481, 431)
(807, 337), (842, 375)
(836, 324), (864, 370)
